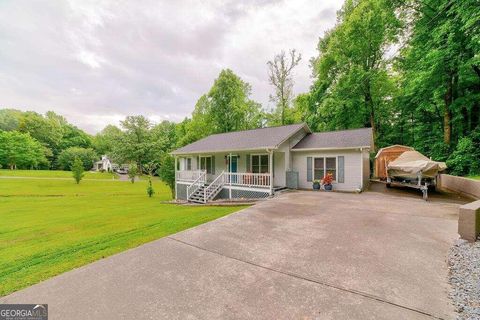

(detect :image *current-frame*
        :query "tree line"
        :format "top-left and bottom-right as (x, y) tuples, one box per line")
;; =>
(1, 0), (478, 179)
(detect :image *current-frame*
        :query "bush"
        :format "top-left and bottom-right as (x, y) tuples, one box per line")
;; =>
(158, 154), (175, 198)
(128, 164), (138, 183)
(71, 157), (84, 184)
(146, 177), (155, 197)
(57, 147), (97, 170)
(447, 137), (480, 176)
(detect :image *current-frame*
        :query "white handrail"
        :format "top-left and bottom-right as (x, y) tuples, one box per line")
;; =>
(224, 172), (271, 188)
(186, 170), (206, 200)
(203, 171), (225, 202)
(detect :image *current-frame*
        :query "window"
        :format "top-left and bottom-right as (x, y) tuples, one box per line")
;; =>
(326, 157), (336, 179)
(200, 156), (212, 174)
(251, 154), (269, 173)
(314, 158), (324, 180)
(186, 158), (192, 171)
(313, 157), (337, 181)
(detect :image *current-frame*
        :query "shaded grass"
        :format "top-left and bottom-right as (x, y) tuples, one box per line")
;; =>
(468, 176), (480, 180)
(0, 169), (118, 180)
(0, 176), (246, 296)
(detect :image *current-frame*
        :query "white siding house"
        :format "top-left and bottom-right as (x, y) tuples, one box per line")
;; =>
(171, 124), (373, 203)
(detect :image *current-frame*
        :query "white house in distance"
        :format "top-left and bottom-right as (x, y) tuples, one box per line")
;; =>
(94, 155), (112, 172)
(171, 123), (373, 203)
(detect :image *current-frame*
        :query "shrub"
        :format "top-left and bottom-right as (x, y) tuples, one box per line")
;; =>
(447, 137), (480, 176)
(71, 157), (84, 184)
(158, 154), (175, 198)
(57, 147), (97, 170)
(128, 164), (138, 183)
(146, 177), (155, 198)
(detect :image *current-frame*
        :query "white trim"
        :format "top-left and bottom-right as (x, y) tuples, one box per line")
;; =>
(292, 146), (371, 152)
(250, 153), (269, 173)
(312, 156), (338, 182)
(223, 185), (270, 192)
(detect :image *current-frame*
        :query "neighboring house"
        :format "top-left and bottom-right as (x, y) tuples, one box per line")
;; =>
(94, 155), (112, 172)
(171, 123), (373, 203)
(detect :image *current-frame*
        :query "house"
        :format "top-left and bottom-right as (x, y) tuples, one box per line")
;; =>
(94, 155), (112, 172)
(171, 123), (373, 203)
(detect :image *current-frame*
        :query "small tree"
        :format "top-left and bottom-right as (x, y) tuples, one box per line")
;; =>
(128, 163), (138, 183)
(158, 154), (175, 198)
(146, 177), (155, 198)
(71, 157), (84, 184)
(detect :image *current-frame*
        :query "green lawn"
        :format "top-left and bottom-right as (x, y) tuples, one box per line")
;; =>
(0, 169), (118, 180)
(0, 174), (246, 296)
(469, 176), (480, 180)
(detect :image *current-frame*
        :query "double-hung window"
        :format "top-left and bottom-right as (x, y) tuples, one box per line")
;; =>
(313, 157), (337, 181)
(186, 158), (192, 171)
(200, 156), (212, 174)
(251, 154), (269, 173)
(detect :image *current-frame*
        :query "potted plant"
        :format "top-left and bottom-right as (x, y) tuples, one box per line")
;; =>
(323, 173), (333, 191)
(313, 179), (321, 190)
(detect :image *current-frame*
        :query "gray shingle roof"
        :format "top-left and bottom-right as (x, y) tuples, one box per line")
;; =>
(292, 127), (373, 150)
(172, 123), (308, 154)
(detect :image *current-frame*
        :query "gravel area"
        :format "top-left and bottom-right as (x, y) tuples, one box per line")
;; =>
(448, 238), (480, 320)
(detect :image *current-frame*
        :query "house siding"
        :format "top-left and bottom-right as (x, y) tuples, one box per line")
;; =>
(292, 149), (364, 191)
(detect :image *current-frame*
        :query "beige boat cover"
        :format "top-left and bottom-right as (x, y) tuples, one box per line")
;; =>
(387, 151), (447, 178)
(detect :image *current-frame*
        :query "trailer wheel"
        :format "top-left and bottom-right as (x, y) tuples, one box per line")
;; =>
(386, 183), (391, 188)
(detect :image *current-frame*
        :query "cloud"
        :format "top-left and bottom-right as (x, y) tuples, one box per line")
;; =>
(0, 0), (341, 133)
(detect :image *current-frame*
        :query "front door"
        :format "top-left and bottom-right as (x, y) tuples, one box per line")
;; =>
(228, 155), (238, 183)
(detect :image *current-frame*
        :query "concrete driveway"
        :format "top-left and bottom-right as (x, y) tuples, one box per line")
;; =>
(1, 187), (464, 319)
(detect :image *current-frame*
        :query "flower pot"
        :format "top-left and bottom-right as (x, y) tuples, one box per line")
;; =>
(324, 184), (333, 191)
(313, 182), (320, 190)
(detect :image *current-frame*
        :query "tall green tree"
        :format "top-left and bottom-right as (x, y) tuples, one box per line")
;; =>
(0, 131), (47, 169)
(93, 125), (123, 156)
(113, 116), (152, 170)
(308, 0), (401, 144)
(57, 147), (97, 170)
(71, 157), (85, 184)
(267, 49), (302, 125)
(208, 69), (263, 133)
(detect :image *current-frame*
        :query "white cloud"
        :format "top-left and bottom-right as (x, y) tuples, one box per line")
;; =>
(0, 0), (342, 133)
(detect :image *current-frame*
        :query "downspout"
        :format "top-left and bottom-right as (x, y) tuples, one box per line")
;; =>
(359, 148), (364, 191)
(174, 156), (178, 200)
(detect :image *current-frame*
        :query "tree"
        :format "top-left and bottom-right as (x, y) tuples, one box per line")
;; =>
(93, 125), (123, 156)
(71, 157), (84, 184)
(208, 69), (263, 133)
(57, 147), (98, 170)
(308, 0), (401, 143)
(113, 116), (152, 170)
(128, 163), (138, 183)
(0, 131), (48, 169)
(158, 154), (175, 198)
(0, 109), (23, 131)
(267, 49), (302, 125)
(146, 177), (155, 198)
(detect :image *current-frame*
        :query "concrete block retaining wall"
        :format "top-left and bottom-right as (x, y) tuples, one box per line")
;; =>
(437, 174), (480, 200)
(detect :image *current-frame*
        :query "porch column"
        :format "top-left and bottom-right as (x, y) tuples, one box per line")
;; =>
(229, 152), (232, 199)
(269, 150), (274, 195)
(174, 156), (178, 200)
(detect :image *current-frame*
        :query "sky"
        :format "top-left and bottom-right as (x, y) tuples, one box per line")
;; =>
(0, 0), (342, 134)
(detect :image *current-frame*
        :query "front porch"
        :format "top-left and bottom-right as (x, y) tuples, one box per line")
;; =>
(175, 170), (278, 203)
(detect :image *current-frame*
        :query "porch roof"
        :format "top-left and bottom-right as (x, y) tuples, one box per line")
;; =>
(172, 123), (309, 155)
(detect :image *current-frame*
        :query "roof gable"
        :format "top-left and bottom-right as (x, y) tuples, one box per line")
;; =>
(172, 123), (309, 155)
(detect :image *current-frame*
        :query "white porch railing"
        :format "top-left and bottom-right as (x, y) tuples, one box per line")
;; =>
(224, 172), (271, 188)
(203, 171), (226, 203)
(176, 170), (205, 182)
(186, 171), (206, 200)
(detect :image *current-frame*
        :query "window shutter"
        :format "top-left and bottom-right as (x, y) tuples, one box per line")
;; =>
(307, 157), (312, 182)
(197, 156), (200, 170)
(246, 154), (250, 172)
(338, 156), (345, 183)
(211, 156), (215, 174)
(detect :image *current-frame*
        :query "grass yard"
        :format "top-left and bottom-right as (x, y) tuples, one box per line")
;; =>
(0, 174), (246, 296)
(0, 169), (118, 180)
(469, 176), (480, 180)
